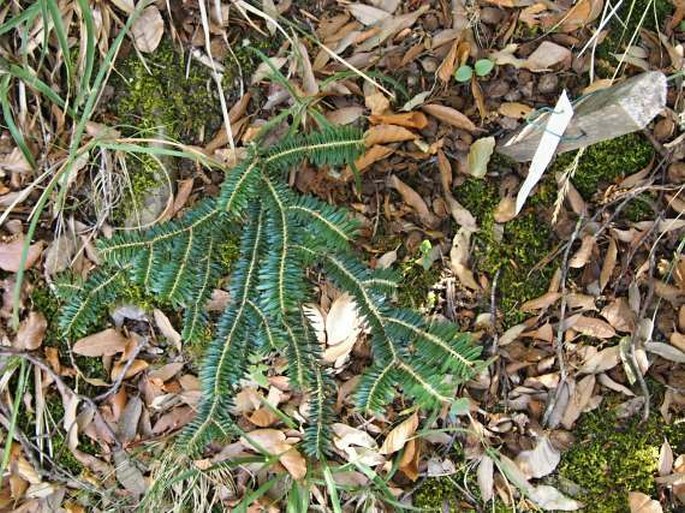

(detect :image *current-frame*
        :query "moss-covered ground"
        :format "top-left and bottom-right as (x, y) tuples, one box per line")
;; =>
(557, 401), (685, 512)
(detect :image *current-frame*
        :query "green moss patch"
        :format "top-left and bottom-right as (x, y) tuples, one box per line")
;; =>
(557, 406), (685, 513)
(551, 133), (654, 200)
(455, 178), (556, 325)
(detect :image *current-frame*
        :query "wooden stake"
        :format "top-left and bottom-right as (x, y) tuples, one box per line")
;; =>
(497, 71), (667, 162)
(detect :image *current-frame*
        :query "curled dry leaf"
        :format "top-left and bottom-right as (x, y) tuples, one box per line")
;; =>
(521, 292), (561, 312)
(379, 412), (419, 455)
(478, 455), (494, 502)
(629, 492), (663, 513)
(499, 102), (534, 119)
(111, 359), (148, 381)
(369, 111), (428, 129)
(388, 175), (440, 228)
(467, 137), (496, 178)
(515, 436), (561, 480)
(565, 315), (616, 339)
(421, 104), (477, 132)
(153, 309), (181, 350)
(14, 311), (47, 351)
(72, 328), (130, 357)
(131, 6), (164, 53)
(364, 124), (417, 146)
(450, 228), (480, 291)
(561, 374), (596, 429)
(348, 3), (391, 25)
(579, 345), (620, 374)
(644, 342), (685, 363)
(0, 238), (44, 273)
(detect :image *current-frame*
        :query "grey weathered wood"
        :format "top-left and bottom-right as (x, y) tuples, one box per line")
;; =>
(497, 71), (667, 162)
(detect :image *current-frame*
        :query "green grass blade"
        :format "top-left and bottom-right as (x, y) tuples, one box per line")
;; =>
(0, 75), (36, 169)
(0, 3), (41, 37)
(44, 0), (73, 90)
(74, 0), (96, 109)
(0, 359), (28, 475)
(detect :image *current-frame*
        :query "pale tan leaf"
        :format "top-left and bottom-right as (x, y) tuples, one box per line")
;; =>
(467, 137), (495, 178)
(343, 145), (394, 180)
(644, 341), (685, 363)
(566, 315), (616, 339)
(524, 41), (572, 71)
(477, 455), (494, 502)
(153, 309), (181, 350)
(437, 40), (459, 83)
(499, 102), (534, 119)
(499, 323), (527, 346)
(348, 3), (391, 25)
(148, 362), (184, 383)
(251, 57), (287, 84)
(248, 407), (279, 427)
(63, 392), (80, 450)
(569, 235), (596, 268)
(579, 345), (620, 374)
(629, 492), (663, 513)
(364, 124), (417, 146)
(326, 106), (365, 125)
(601, 297), (637, 333)
(521, 292), (561, 312)
(529, 485), (584, 510)
(113, 449), (146, 495)
(659, 440), (673, 476)
(279, 445), (307, 480)
(110, 0), (134, 13)
(515, 436), (561, 479)
(369, 111), (428, 129)
(72, 328), (129, 357)
(111, 359), (148, 381)
(364, 85), (390, 115)
(599, 238), (617, 292)
(0, 238), (44, 272)
(421, 104), (477, 132)
(450, 227), (480, 290)
(493, 195), (517, 223)
(241, 428), (286, 453)
(131, 6), (164, 53)
(561, 374), (595, 429)
(388, 175), (439, 228)
(14, 311), (47, 351)
(398, 438), (420, 481)
(379, 412), (419, 455)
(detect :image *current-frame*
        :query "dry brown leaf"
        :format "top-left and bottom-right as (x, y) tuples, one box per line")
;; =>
(467, 137), (496, 178)
(561, 374), (595, 428)
(148, 362), (184, 383)
(659, 440), (674, 477)
(369, 111), (428, 129)
(388, 175), (440, 228)
(113, 449), (146, 496)
(327, 106), (365, 125)
(450, 228), (480, 291)
(477, 455), (494, 502)
(364, 124), (417, 146)
(131, 6), (164, 53)
(498, 102), (534, 119)
(437, 40), (460, 83)
(569, 235), (596, 268)
(525, 41), (572, 71)
(529, 485), (584, 510)
(14, 311), (47, 351)
(153, 309), (181, 350)
(343, 145), (394, 180)
(493, 195), (517, 223)
(548, 0), (604, 32)
(566, 315), (616, 339)
(398, 438), (420, 481)
(644, 342), (685, 363)
(601, 298), (637, 333)
(0, 238), (44, 272)
(111, 359), (148, 381)
(379, 412), (419, 455)
(72, 328), (129, 357)
(516, 436), (561, 480)
(278, 446), (307, 480)
(599, 238), (618, 292)
(248, 407), (279, 427)
(521, 292), (561, 312)
(579, 345), (620, 374)
(364, 85), (390, 115)
(629, 492), (663, 513)
(421, 104), (477, 132)
(357, 5), (429, 52)
(348, 3), (391, 25)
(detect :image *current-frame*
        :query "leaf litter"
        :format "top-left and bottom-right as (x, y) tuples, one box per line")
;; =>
(1, 0), (684, 511)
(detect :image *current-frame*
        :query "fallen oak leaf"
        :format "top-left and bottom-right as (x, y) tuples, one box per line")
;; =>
(369, 111), (428, 129)
(14, 311), (47, 351)
(0, 238), (44, 272)
(131, 6), (164, 53)
(72, 328), (130, 357)
(380, 412), (419, 455)
(515, 435), (561, 479)
(364, 124), (417, 146)
(579, 345), (620, 374)
(421, 104), (477, 132)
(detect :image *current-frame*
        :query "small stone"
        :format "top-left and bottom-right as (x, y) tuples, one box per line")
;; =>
(420, 57), (438, 73)
(653, 117), (675, 141)
(480, 7), (504, 24)
(538, 74), (559, 94)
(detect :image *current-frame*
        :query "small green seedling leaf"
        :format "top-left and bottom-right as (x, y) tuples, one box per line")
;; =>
(474, 59), (495, 77)
(454, 65), (473, 83)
